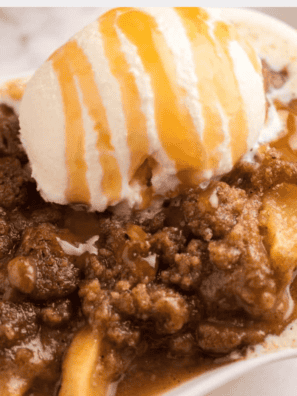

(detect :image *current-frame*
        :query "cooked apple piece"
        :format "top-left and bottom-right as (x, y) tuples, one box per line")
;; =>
(59, 327), (109, 396)
(260, 182), (297, 277)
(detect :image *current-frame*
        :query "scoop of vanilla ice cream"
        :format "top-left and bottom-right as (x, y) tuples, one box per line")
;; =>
(20, 7), (270, 212)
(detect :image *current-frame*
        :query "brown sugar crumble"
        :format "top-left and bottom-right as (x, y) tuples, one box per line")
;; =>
(1, 65), (297, 396)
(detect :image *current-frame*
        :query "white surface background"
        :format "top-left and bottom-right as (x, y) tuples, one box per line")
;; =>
(0, 7), (105, 75)
(1, 6), (297, 396)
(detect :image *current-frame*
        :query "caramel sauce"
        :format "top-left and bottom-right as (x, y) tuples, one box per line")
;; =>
(117, 9), (206, 175)
(3, 79), (26, 101)
(175, 8), (249, 168)
(51, 40), (122, 205)
(116, 353), (224, 396)
(61, 208), (103, 243)
(99, 8), (150, 182)
(54, 156), (297, 396)
(57, 198), (297, 396)
(117, 281), (297, 396)
(271, 108), (297, 162)
(175, 7), (224, 171)
(213, 20), (250, 165)
(50, 42), (91, 205)
(42, 7), (266, 211)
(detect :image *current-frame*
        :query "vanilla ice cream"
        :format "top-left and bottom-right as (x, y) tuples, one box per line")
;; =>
(19, 7), (274, 212)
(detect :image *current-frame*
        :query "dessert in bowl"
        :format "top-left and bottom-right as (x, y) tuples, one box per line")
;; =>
(1, 7), (297, 396)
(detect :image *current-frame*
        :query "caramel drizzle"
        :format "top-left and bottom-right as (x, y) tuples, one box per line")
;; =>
(214, 20), (250, 164)
(175, 7), (249, 166)
(99, 8), (150, 182)
(115, 8), (206, 176)
(50, 7), (261, 207)
(51, 43), (91, 204)
(51, 40), (122, 205)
